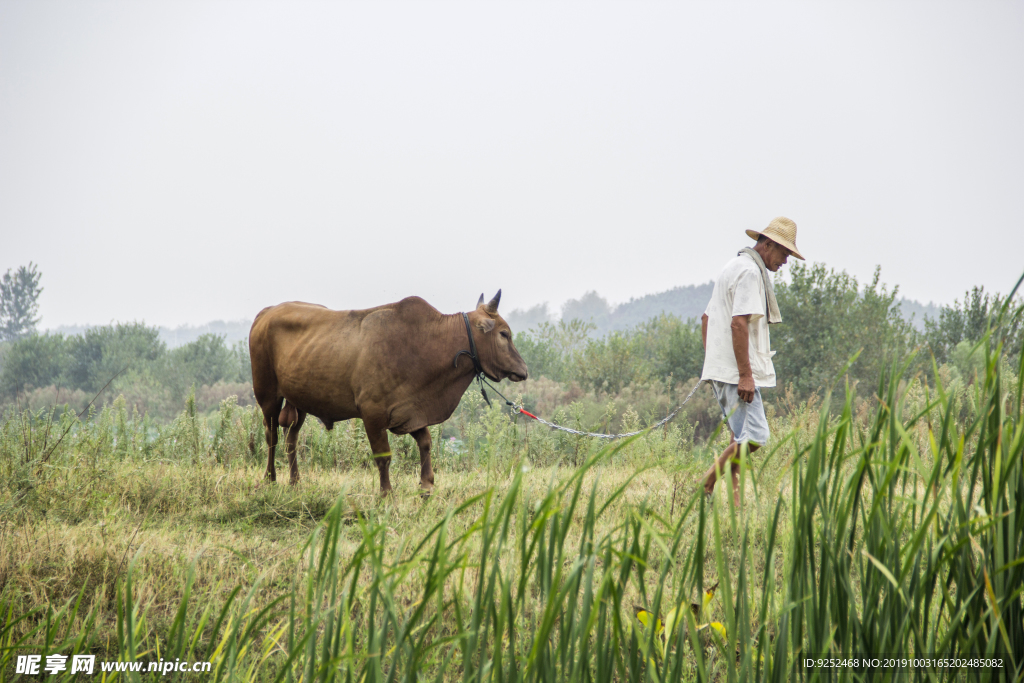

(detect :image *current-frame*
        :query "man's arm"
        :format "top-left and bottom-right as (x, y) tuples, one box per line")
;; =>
(701, 313), (708, 350)
(730, 314), (754, 402)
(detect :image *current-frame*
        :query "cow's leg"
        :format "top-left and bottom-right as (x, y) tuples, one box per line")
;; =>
(362, 417), (393, 495)
(279, 402), (306, 485)
(411, 427), (435, 494)
(261, 398), (284, 482)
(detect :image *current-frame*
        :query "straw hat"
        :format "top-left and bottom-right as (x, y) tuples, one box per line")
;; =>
(746, 217), (805, 260)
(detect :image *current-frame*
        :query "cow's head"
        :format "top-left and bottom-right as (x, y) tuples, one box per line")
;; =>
(467, 290), (529, 383)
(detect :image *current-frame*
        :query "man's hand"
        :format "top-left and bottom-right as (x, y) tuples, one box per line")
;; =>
(737, 375), (755, 403)
(730, 314), (754, 402)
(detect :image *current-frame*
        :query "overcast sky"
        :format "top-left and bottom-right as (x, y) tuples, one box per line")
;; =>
(2, 1), (1021, 329)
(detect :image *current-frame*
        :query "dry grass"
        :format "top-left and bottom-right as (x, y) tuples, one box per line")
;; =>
(0, 410), (774, 662)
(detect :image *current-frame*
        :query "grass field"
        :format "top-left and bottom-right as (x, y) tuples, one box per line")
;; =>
(1, 339), (1022, 681)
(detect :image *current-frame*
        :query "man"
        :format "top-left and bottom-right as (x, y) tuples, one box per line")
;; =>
(699, 217), (804, 505)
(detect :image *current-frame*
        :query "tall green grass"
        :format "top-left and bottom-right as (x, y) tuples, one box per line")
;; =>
(3, 320), (1023, 681)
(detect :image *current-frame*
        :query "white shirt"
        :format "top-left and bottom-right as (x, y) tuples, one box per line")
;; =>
(700, 254), (777, 387)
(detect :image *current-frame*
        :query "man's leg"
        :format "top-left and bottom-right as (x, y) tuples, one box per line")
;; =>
(701, 381), (768, 505)
(703, 440), (760, 505)
(702, 434), (735, 495)
(702, 381), (742, 500)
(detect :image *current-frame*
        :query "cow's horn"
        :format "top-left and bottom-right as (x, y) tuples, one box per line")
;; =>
(486, 290), (501, 313)
(477, 293), (485, 307)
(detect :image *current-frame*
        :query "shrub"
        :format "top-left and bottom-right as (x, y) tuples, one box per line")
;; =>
(66, 322), (165, 393)
(157, 333), (234, 401)
(0, 333), (68, 397)
(573, 329), (651, 394)
(636, 314), (703, 385)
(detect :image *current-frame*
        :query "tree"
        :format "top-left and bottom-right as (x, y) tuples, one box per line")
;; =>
(231, 340), (253, 384)
(154, 333), (236, 402)
(0, 262), (43, 341)
(637, 314), (704, 386)
(573, 329), (651, 394)
(771, 263), (915, 400)
(66, 323), (166, 393)
(924, 286), (1023, 365)
(514, 319), (594, 383)
(0, 333), (68, 397)
(169, 333), (234, 387)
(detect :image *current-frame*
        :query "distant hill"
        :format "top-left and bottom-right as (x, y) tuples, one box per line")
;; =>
(156, 320), (252, 348)
(46, 290), (943, 348)
(506, 284), (941, 336)
(896, 297), (942, 332)
(504, 303), (554, 332)
(603, 282), (716, 331)
(506, 282), (715, 336)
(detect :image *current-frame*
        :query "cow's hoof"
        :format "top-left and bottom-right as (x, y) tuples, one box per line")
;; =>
(419, 483), (434, 499)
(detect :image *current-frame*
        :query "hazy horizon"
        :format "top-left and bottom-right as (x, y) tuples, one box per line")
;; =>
(41, 283), (947, 346)
(4, 2), (1022, 329)
(29, 272), (984, 332)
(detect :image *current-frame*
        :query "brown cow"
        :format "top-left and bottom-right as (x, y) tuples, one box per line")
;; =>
(248, 291), (527, 494)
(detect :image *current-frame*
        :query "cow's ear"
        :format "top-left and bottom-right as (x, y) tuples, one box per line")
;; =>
(476, 317), (496, 333)
(477, 293), (485, 307)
